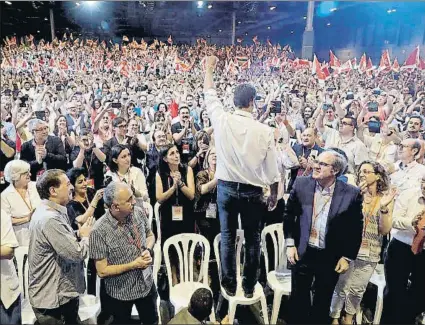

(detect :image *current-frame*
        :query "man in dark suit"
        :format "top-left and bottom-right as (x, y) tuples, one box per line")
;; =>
(284, 149), (363, 324)
(287, 127), (324, 192)
(20, 119), (67, 181)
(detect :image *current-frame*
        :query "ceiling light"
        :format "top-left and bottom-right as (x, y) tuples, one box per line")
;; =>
(238, 21), (241, 24)
(66, 27), (69, 30)
(44, 17), (48, 21)
(291, 31), (294, 34)
(76, 2), (80, 6)
(245, 32), (248, 36)
(327, 22), (331, 26)
(218, 29), (222, 32)
(303, 16), (307, 19)
(197, 1), (204, 9)
(5, 1), (12, 5)
(267, 26), (271, 30)
(330, 7), (337, 12)
(269, 6), (276, 11)
(207, 4), (212, 9)
(37, 30), (40, 33)
(84, 1), (97, 7)
(387, 9), (396, 13)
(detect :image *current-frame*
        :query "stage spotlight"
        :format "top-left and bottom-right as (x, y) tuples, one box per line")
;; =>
(5, 1), (12, 5)
(330, 8), (337, 12)
(76, 2), (80, 6)
(84, 1), (97, 7)
(207, 4), (212, 9)
(269, 6), (276, 11)
(197, 1), (204, 9)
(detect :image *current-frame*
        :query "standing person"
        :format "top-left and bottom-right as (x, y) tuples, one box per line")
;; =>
(330, 161), (395, 325)
(1, 120), (16, 193)
(203, 56), (280, 298)
(89, 182), (158, 325)
(28, 169), (94, 325)
(1, 209), (21, 325)
(284, 150), (363, 324)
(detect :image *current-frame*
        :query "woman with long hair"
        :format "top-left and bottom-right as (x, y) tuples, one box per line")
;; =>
(105, 144), (149, 207)
(188, 131), (210, 175)
(53, 114), (75, 167)
(330, 161), (396, 325)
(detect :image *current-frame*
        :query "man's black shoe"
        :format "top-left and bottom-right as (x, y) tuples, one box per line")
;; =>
(222, 286), (236, 297)
(244, 291), (254, 299)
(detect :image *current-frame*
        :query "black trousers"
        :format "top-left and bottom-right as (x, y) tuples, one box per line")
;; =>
(33, 297), (81, 325)
(288, 246), (340, 324)
(108, 285), (158, 325)
(381, 238), (425, 324)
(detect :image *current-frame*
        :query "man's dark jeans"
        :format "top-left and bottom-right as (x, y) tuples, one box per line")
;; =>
(33, 297), (81, 325)
(217, 180), (266, 294)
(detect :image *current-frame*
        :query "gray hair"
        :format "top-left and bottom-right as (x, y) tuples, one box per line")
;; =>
(233, 83), (256, 109)
(28, 118), (48, 133)
(326, 149), (348, 177)
(103, 181), (131, 208)
(4, 160), (30, 183)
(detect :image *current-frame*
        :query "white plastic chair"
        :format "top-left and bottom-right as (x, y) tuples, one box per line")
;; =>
(131, 243), (162, 324)
(214, 230), (269, 324)
(79, 257), (101, 323)
(163, 233), (216, 322)
(14, 246), (36, 325)
(143, 201), (153, 228)
(355, 264), (385, 324)
(154, 202), (161, 245)
(261, 224), (292, 324)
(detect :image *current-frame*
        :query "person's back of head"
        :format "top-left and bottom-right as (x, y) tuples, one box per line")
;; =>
(233, 83), (256, 110)
(188, 288), (213, 322)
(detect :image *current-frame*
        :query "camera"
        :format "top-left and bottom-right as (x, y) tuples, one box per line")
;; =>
(111, 102), (122, 109)
(367, 101), (379, 112)
(368, 119), (381, 133)
(346, 92), (354, 100)
(373, 89), (381, 96)
(270, 101), (282, 114)
(322, 103), (333, 111)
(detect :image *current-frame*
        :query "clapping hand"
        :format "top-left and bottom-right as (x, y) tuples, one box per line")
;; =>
(380, 187), (397, 209)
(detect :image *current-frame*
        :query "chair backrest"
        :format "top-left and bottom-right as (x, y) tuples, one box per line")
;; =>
(154, 202), (161, 244)
(153, 243), (162, 288)
(14, 246), (29, 299)
(143, 202), (153, 228)
(261, 223), (286, 275)
(163, 234), (210, 287)
(214, 230), (244, 285)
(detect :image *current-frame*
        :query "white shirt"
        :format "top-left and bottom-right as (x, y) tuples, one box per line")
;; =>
(392, 187), (425, 248)
(321, 127), (369, 173)
(1, 182), (41, 246)
(363, 134), (397, 165)
(1, 209), (20, 309)
(105, 166), (149, 207)
(391, 160), (425, 195)
(204, 89), (279, 187)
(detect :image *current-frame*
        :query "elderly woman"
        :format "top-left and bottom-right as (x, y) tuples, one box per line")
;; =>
(1, 160), (41, 245)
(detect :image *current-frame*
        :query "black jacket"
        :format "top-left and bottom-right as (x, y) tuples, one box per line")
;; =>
(20, 135), (67, 181)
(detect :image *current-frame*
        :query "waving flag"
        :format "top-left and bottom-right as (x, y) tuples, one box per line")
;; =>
(122, 35), (129, 42)
(402, 46), (420, 70)
(419, 57), (425, 71)
(358, 53), (367, 73)
(236, 56), (251, 69)
(378, 49), (391, 73)
(329, 50), (341, 69)
(392, 58), (400, 73)
(340, 60), (353, 74)
(312, 54), (326, 81)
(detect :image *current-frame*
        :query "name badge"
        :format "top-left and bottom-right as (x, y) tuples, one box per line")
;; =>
(172, 205), (183, 221)
(86, 178), (95, 188)
(358, 239), (370, 257)
(308, 228), (319, 247)
(0, 171), (5, 184)
(37, 169), (45, 181)
(182, 143), (190, 155)
(206, 203), (217, 219)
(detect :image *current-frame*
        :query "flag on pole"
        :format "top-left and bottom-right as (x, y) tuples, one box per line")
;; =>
(340, 59), (353, 73)
(358, 53), (367, 73)
(401, 46), (420, 70)
(392, 58), (400, 73)
(378, 49), (391, 73)
(122, 35), (129, 42)
(312, 54), (326, 81)
(419, 57), (425, 71)
(329, 50), (341, 69)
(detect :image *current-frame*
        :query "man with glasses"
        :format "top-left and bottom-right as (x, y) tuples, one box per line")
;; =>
(316, 113), (368, 173)
(104, 117), (146, 170)
(284, 150), (363, 324)
(391, 139), (425, 194)
(382, 176), (425, 324)
(21, 119), (67, 181)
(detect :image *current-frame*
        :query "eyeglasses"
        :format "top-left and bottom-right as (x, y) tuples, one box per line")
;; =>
(116, 124), (127, 129)
(34, 126), (48, 132)
(313, 160), (332, 168)
(359, 169), (375, 175)
(341, 121), (353, 126)
(398, 144), (412, 149)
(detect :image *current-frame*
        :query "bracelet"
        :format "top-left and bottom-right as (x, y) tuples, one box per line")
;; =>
(380, 208), (389, 214)
(90, 204), (97, 209)
(178, 181), (185, 188)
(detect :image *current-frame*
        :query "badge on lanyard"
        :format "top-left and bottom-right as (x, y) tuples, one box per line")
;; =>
(37, 169), (45, 181)
(172, 206), (183, 221)
(358, 239), (370, 257)
(182, 143), (190, 155)
(86, 178), (95, 188)
(309, 228), (319, 246)
(0, 171), (5, 184)
(206, 203), (217, 219)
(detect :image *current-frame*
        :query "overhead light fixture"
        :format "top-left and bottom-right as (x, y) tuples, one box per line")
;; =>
(327, 22), (331, 26)
(37, 30), (40, 33)
(330, 7), (337, 12)
(5, 1), (12, 5)
(66, 27), (69, 30)
(218, 29), (222, 32)
(387, 8), (396, 13)
(269, 6), (276, 11)
(245, 32), (248, 36)
(238, 21), (241, 24)
(303, 16), (307, 19)
(207, 4), (212, 9)
(84, 1), (97, 7)
(197, 1), (204, 9)
(44, 17), (48, 21)
(291, 31), (294, 34)
(76, 2), (80, 6)
(267, 26), (271, 30)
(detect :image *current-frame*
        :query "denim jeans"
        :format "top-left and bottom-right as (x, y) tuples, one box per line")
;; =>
(217, 180), (266, 293)
(0, 295), (21, 325)
(32, 297), (81, 325)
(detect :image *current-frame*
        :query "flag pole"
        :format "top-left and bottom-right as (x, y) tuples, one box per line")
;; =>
(49, 7), (55, 42)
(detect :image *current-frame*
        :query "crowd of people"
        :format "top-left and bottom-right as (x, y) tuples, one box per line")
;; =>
(1, 35), (425, 325)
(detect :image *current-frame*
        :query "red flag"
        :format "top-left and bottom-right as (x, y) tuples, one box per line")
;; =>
(340, 60), (353, 74)
(59, 60), (69, 70)
(358, 53), (367, 73)
(329, 50), (341, 69)
(392, 58), (400, 73)
(226, 60), (238, 75)
(351, 57), (357, 69)
(402, 46), (420, 70)
(119, 63), (129, 77)
(167, 35), (173, 45)
(105, 59), (114, 70)
(378, 50), (391, 73)
(49, 58), (55, 67)
(236, 56), (251, 69)
(419, 57), (425, 71)
(312, 54), (326, 81)
(366, 57), (373, 71)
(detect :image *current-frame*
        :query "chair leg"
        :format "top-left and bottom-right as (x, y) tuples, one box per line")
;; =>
(271, 291), (283, 324)
(209, 306), (216, 323)
(374, 288), (384, 325)
(228, 302), (238, 324)
(260, 295), (270, 324)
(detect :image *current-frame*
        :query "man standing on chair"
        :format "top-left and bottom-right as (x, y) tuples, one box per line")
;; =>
(284, 150), (363, 324)
(203, 56), (280, 298)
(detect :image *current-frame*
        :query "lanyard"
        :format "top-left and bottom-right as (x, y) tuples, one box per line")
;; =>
(116, 170), (131, 185)
(84, 152), (94, 179)
(17, 189), (33, 212)
(311, 192), (332, 229)
(362, 196), (380, 237)
(121, 215), (143, 254)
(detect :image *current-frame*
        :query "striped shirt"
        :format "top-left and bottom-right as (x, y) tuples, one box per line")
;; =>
(89, 206), (153, 301)
(28, 199), (88, 309)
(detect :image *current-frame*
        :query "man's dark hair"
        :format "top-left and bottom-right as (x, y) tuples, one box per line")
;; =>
(36, 169), (66, 200)
(188, 288), (213, 322)
(233, 83), (256, 109)
(409, 115), (424, 127)
(79, 128), (91, 137)
(112, 117), (127, 128)
(179, 106), (190, 114)
(343, 115), (357, 129)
